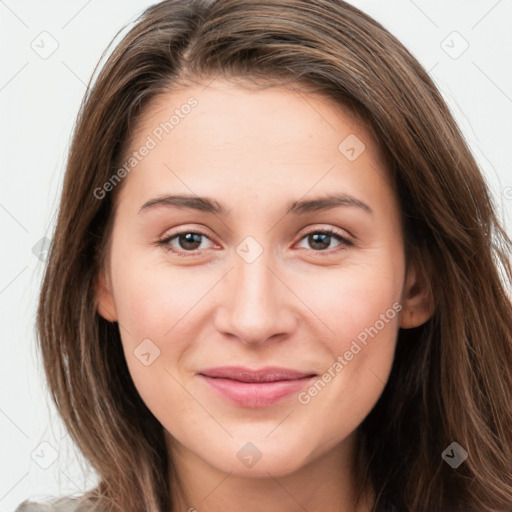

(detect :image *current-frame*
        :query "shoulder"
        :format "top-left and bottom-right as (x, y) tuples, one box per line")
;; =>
(15, 495), (91, 512)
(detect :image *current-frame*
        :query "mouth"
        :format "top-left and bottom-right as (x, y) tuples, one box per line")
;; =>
(198, 366), (317, 407)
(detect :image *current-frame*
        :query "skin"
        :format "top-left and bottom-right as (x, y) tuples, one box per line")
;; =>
(96, 79), (434, 512)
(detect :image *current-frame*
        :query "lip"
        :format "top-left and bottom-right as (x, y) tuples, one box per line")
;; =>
(198, 366), (317, 408)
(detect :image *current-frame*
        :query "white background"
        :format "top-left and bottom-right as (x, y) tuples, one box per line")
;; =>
(1, 0), (511, 510)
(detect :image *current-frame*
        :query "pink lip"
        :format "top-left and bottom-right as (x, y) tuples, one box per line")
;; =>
(198, 366), (317, 408)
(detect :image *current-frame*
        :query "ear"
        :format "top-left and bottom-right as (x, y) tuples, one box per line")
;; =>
(400, 257), (435, 329)
(95, 266), (118, 322)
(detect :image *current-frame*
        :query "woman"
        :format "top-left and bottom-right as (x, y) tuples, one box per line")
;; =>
(16, 0), (512, 511)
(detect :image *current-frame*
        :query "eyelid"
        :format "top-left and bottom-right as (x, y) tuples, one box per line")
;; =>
(293, 225), (354, 253)
(295, 224), (353, 244)
(156, 225), (217, 255)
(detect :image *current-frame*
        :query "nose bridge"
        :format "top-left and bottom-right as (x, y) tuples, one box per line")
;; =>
(232, 232), (277, 310)
(233, 248), (278, 322)
(215, 240), (294, 344)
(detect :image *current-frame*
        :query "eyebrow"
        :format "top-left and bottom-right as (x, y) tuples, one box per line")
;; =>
(138, 193), (373, 216)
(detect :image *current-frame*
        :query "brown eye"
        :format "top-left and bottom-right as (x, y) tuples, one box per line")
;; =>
(175, 233), (203, 251)
(158, 230), (214, 256)
(306, 232), (332, 251)
(296, 229), (353, 252)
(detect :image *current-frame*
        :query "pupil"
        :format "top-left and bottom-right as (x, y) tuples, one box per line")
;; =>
(310, 233), (330, 250)
(180, 233), (202, 250)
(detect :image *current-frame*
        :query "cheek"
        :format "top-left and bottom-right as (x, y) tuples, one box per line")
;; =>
(111, 254), (209, 341)
(112, 267), (193, 426)
(298, 260), (402, 346)
(109, 256), (212, 408)
(295, 264), (401, 409)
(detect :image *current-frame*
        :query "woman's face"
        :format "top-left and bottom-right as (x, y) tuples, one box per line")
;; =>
(97, 79), (426, 478)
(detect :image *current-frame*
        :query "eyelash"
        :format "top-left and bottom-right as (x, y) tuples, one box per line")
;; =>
(156, 227), (354, 258)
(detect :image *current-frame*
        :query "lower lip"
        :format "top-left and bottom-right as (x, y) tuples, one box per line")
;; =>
(199, 375), (316, 408)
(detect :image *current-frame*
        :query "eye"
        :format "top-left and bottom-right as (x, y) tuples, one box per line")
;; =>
(157, 229), (215, 257)
(295, 228), (353, 252)
(157, 226), (354, 257)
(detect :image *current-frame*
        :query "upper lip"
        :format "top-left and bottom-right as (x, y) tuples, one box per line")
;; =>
(199, 366), (317, 383)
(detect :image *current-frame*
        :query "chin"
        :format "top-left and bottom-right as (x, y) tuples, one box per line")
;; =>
(207, 441), (312, 478)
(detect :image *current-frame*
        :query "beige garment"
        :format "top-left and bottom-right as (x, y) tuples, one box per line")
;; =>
(15, 496), (90, 512)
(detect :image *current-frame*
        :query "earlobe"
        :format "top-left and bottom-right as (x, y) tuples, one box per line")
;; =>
(399, 259), (435, 329)
(95, 268), (118, 322)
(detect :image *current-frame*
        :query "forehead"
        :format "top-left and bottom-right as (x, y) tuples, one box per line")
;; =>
(117, 79), (394, 212)
(134, 79), (380, 152)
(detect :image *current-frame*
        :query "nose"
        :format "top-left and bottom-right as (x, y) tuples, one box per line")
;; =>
(213, 252), (297, 346)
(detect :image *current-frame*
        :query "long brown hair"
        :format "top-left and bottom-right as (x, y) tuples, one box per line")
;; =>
(35, 1), (512, 511)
